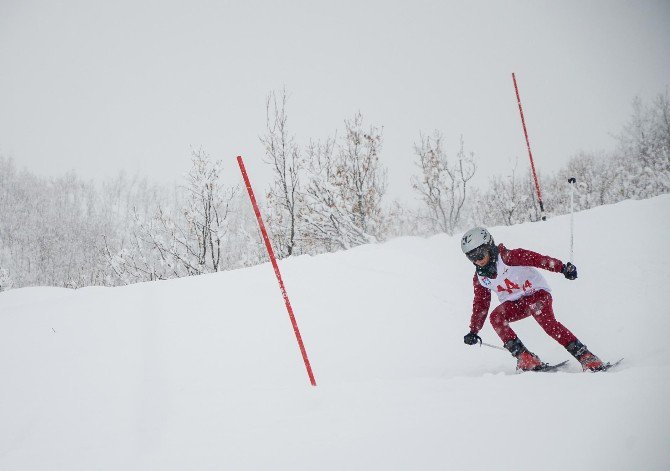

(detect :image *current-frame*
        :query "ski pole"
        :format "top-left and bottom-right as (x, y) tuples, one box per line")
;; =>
(568, 177), (576, 263)
(480, 341), (506, 351)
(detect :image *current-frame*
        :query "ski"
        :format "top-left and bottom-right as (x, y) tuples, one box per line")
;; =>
(591, 358), (624, 372)
(534, 360), (570, 372)
(520, 360), (570, 373)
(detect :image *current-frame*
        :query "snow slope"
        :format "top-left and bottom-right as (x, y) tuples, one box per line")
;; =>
(1, 195), (669, 470)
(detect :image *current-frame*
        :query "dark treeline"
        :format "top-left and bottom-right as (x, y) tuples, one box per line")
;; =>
(1, 90), (668, 290)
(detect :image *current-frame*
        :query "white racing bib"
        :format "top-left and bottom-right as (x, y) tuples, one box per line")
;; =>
(477, 256), (551, 303)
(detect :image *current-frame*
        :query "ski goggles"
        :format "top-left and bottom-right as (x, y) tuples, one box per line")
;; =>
(466, 246), (488, 262)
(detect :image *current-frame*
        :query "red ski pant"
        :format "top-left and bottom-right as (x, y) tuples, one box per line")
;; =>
(489, 290), (577, 347)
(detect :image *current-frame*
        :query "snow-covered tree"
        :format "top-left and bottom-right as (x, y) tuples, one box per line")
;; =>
(0, 157), (111, 288)
(411, 133), (475, 234)
(544, 151), (622, 214)
(617, 91), (670, 198)
(107, 149), (238, 282)
(0, 267), (12, 292)
(337, 112), (388, 239)
(99, 172), (167, 284)
(301, 113), (388, 251)
(181, 149), (238, 272)
(260, 89), (303, 258)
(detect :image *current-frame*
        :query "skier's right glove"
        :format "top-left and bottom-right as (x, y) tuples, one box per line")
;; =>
(562, 262), (578, 280)
(464, 331), (482, 345)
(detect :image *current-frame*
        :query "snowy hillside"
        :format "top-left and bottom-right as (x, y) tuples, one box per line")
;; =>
(1, 195), (669, 470)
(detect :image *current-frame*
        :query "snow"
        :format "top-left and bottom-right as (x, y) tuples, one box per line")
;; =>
(1, 195), (669, 470)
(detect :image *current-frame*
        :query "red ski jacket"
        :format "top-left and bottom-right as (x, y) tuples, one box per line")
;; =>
(469, 244), (565, 333)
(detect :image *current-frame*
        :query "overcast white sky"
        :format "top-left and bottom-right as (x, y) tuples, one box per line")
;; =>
(1, 0), (668, 202)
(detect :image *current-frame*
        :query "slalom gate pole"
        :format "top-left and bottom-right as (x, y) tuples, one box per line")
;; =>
(237, 155), (317, 387)
(512, 72), (546, 221)
(568, 177), (577, 263)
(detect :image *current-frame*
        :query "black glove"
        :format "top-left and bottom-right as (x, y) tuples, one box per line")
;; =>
(562, 262), (578, 280)
(464, 331), (482, 345)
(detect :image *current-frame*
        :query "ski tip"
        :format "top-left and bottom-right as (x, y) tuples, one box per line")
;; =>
(597, 358), (624, 372)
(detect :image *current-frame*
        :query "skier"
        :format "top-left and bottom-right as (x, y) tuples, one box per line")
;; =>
(461, 227), (605, 371)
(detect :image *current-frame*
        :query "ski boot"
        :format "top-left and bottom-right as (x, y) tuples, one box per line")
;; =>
(504, 337), (543, 371)
(566, 340), (605, 371)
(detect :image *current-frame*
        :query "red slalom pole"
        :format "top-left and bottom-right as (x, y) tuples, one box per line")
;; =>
(237, 156), (317, 387)
(512, 72), (546, 221)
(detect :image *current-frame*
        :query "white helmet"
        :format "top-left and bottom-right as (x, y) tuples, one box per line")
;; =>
(461, 227), (494, 254)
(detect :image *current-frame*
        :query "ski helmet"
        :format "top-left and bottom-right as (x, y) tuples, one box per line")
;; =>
(461, 227), (494, 254)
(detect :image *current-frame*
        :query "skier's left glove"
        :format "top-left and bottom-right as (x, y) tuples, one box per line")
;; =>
(562, 262), (578, 280)
(464, 331), (482, 345)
